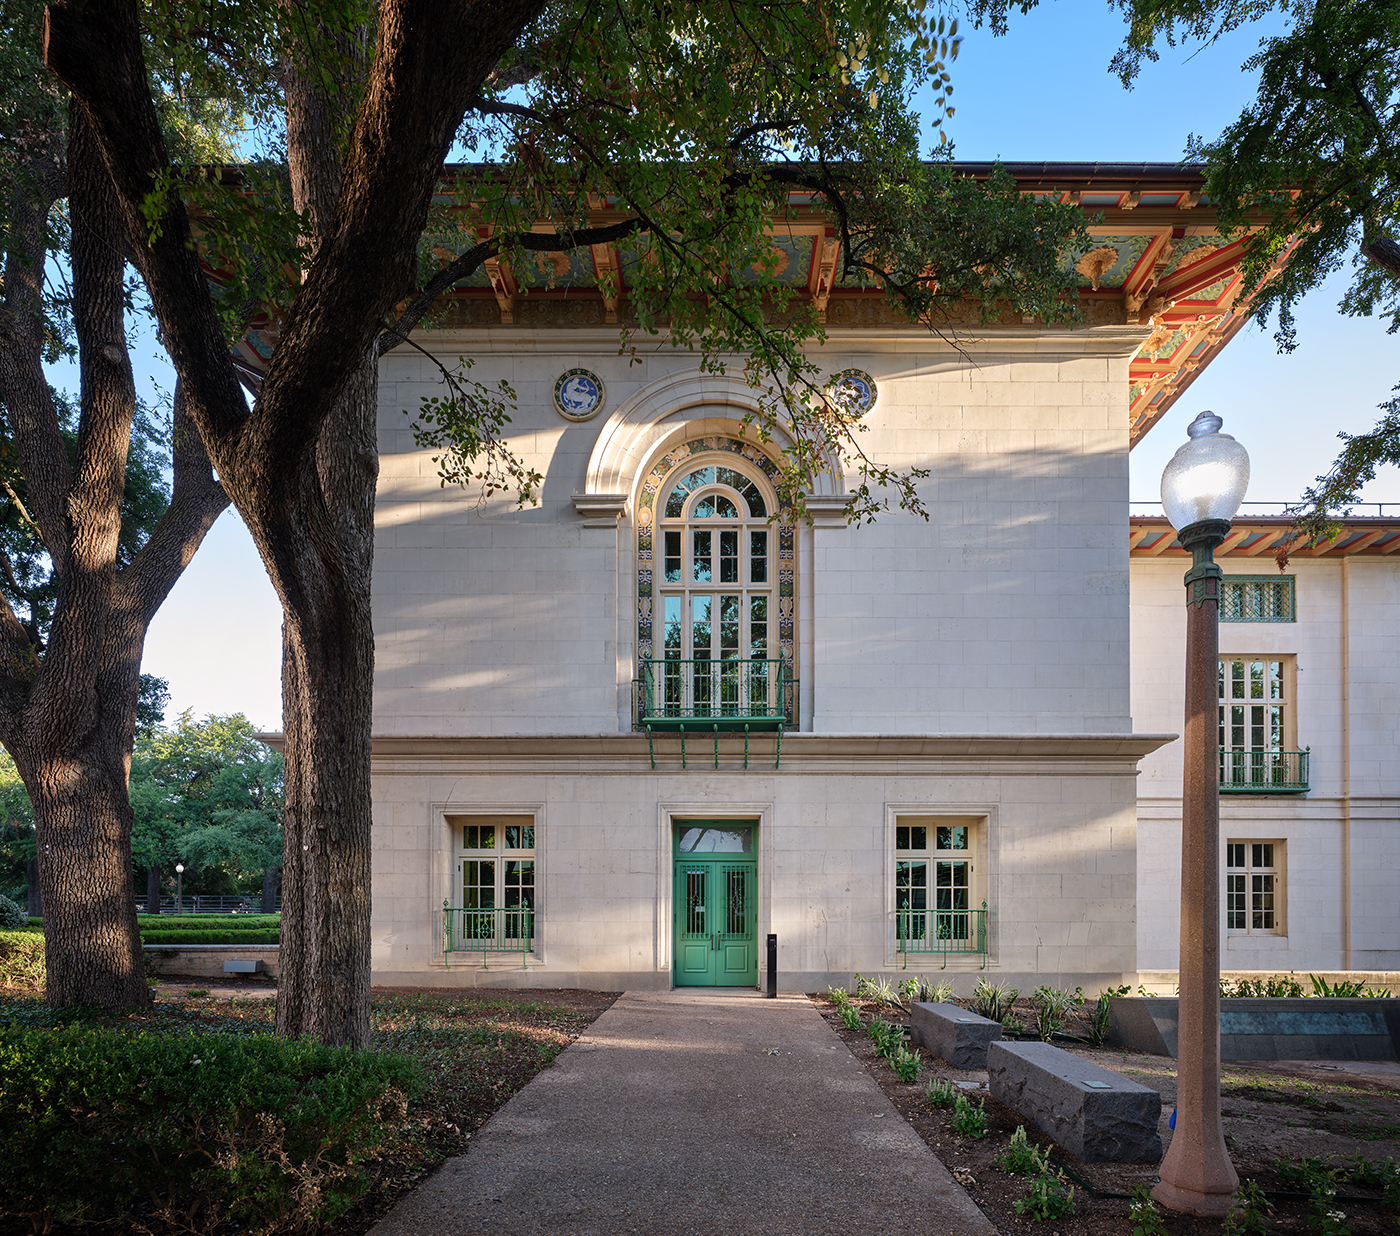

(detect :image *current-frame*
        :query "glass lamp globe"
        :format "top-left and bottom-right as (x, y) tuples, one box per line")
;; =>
(1159, 411), (1250, 531)
(175, 864), (184, 874)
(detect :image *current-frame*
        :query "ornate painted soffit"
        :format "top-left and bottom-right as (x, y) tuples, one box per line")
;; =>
(208, 162), (1273, 431)
(1130, 516), (1400, 560)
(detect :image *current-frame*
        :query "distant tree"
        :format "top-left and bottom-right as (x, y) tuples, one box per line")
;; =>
(0, 752), (34, 909)
(131, 712), (283, 912)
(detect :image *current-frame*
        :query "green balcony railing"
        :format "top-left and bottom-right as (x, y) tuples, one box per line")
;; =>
(636, 658), (791, 731)
(1219, 748), (1310, 794)
(443, 902), (534, 967)
(892, 902), (988, 970)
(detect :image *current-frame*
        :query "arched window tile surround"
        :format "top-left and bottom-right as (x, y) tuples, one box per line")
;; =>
(637, 436), (795, 682)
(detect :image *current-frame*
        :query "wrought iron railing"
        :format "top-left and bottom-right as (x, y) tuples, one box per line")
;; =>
(1219, 748), (1310, 793)
(443, 902), (534, 967)
(892, 902), (988, 969)
(636, 658), (792, 730)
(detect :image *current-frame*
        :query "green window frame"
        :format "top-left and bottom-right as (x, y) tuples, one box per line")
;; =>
(1220, 575), (1295, 623)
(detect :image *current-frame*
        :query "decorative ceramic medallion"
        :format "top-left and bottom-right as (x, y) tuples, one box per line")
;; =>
(829, 368), (877, 415)
(553, 369), (605, 421)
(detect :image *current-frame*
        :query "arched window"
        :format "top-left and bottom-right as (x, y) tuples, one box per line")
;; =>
(636, 439), (795, 727)
(657, 464), (771, 665)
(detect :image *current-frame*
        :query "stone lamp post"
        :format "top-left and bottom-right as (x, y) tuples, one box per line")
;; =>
(1153, 410), (1250, 1215)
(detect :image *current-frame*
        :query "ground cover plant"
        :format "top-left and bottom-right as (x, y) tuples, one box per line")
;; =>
(0, 984), (616, 1234)
(812, 986), (1400, 1236)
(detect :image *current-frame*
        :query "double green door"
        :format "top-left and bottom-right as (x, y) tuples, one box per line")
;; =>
(673, 821), (758, 987)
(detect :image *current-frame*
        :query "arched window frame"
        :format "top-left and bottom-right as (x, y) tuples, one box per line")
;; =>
(636, 437), (795, 724)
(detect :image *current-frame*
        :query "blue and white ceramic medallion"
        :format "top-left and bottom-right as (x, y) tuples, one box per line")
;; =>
(829, 368), (877, 415)
(554, 368), (606, 422)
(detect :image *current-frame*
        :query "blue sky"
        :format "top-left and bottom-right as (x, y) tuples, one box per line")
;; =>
(67, 2), (1400, 729)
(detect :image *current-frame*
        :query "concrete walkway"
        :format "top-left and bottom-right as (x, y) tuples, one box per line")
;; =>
(370, 989), (994, 1236)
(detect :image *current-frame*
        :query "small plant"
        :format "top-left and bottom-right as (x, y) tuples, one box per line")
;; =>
(1225, 1180), (1273, 1236)
(918, 979), (954, 1005)
(1311, 974), (1382, 998)
(184, 987), (211, 998)
(1309, 1190), (1351, 1236)
(897, 978), (920, 1008)
(826, 984), (851, 1007)
(889, 1044), (920, 1083)
(995, 1125), (1047, 1175)
(1223, 972), (1305, 998)
(1130, 1185), (1168, 1236)
(1088, 983), (1131, 1046)
(866, 1015), (903, 1057)
(1031, 984), (1085, 1042)
(1014, 1164), (1075, 1221)
(1343, 1154), (1390, 1187)
(1003, 1014), (1027, 1036)
(1280, 1158), (1339, 1191)
(838, 1003), (862, 1033)
(951, 1091), (989, 1139)
(926, 1078), (958, 1109)
(971, 977), (1019, 1023)
(857, 975), (897, 1008)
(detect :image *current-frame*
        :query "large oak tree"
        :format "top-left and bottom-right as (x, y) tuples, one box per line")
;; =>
(43, 0), (1091, 1041)
(0, 0), (241, 1006)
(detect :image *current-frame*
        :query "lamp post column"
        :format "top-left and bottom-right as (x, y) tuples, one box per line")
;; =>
(1154, 517), (1239, 1215)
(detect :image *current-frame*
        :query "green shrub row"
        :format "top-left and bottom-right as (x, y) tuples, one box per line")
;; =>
(0, 932), (44, 990)
(0, 1026), (421, 1233)
(136, 914), (282, 928)
(141, 929), (281, 946)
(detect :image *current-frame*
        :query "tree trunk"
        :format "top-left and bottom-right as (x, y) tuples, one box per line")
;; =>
(261, 863), (281, 915)
(146, 864), (161, 914)
(26, 857), (41, 916)
(31, 748), (148, 1006)
(271, 349), (378, 1045)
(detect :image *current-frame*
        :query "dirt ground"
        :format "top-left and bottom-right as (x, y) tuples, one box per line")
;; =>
(810, 992), (1400, 1236)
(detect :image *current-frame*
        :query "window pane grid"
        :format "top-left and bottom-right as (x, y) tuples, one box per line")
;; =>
(1226, 839), (1280, 935)
(1221, 576), (1296, 623)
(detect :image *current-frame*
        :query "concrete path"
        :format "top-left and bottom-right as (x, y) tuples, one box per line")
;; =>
(370, 989), (994, 1236)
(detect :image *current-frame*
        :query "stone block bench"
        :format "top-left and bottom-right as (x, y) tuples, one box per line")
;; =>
(911, 1002), (1002, 1068)
(1105, 996), (1400, 1061)
(987, 1041), (1162, 1163)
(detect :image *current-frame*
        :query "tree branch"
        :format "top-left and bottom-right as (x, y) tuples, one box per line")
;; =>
(378, 217), (645, 353)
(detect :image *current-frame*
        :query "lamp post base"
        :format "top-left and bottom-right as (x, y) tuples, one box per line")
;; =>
(1153, 1175), (1238, 1218)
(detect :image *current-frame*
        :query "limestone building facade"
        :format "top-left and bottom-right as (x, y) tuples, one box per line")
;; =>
(363, 164), (1396, 991)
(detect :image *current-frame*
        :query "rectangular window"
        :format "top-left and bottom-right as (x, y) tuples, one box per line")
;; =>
(893, 817), (984, 958)
(1218, 657), (1306, 791)
(448, 815), (536, 951)
(1221, 576), (1295, 623)
(1226, 840), (1282, 934)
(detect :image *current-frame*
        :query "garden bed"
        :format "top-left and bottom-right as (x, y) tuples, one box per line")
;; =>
(810, 986), (1400, 1236)
(0, 985), (618, 1235)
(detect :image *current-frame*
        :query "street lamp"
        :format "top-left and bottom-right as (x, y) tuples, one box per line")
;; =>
(1154, 410), (1249, 1216)
(175, 863), (184, 917)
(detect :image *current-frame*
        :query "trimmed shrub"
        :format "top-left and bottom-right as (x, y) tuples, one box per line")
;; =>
(0, 931), (44, 990)
(0, 1026), (420, 1233)
(0, 895), (25, 931)
(139, 928), (281, 946)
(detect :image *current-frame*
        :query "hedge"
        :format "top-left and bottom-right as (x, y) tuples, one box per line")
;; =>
(0, 1026), (421, 1233)
(141, 928), (281, 946)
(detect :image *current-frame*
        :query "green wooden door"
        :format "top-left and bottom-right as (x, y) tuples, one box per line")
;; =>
(673, 822), (758, 987)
